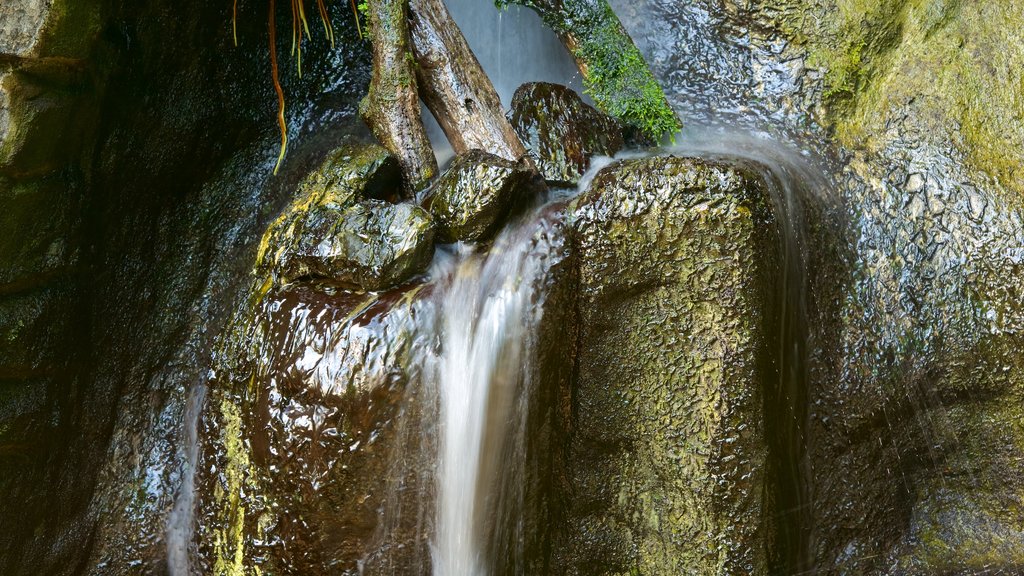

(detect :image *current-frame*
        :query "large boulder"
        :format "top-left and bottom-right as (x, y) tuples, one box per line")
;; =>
(425, 149), (540, 243)
(508, 82), (626, 186)
(557, 155), (781, 575)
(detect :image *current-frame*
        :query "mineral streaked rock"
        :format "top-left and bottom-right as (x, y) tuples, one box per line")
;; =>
(509, 82), (625, 186)
(560, 155), (780, 575)
(426, 149), (540, 243)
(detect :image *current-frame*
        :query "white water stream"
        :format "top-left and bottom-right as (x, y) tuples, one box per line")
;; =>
(428, 211), (557, 576)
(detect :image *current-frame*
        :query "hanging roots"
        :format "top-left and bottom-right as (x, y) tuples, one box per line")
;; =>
(232, 0), (365, 175)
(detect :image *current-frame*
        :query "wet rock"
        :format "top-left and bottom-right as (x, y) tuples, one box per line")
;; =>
(559, 155), (780, 575)
(297, 141), (402, 204)
(259, 142), (433, 291)
(198, 281), (437, 575)
(508, 82), (625, 186)
(277, 200), (435, 290)
(426, 149), (539, 243)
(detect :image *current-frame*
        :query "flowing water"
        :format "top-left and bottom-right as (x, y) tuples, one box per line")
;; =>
(428, 210), (559, 575)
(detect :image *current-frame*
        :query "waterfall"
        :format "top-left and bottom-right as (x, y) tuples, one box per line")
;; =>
(166, 381), (207, 576)
(427, 206), (563, 576)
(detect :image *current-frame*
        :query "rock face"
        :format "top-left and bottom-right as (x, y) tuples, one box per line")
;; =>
(198, 281), (437, 575)
(556, 155), (780, 575)
(426, 149), (539, 242)
(260, 143), (435, 291)
(509, 82), (625, 186)
(0, 1), (104, 573)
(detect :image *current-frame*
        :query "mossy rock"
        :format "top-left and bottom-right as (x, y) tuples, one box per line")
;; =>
(425, 149), (541, 243)
(509, 82), (626, 186)
(276, 200), (435, 291)
(558, 155), (781, 575)
(258, 142), (433, 291)
(296, 142), (402, 206)
(498, 0), (681, 141)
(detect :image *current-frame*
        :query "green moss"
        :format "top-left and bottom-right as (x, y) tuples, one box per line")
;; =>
(500, 0), (681, 141)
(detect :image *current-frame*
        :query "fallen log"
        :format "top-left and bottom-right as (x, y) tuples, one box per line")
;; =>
(407, 0), (528, 162)
(359, 0), (438, 192)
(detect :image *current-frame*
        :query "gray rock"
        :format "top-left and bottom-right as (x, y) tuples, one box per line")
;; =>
(508, 82), (626, 186)
(558, 155), (780, 575)
(426, 149), (539, 243)
(0, 0), (49, 56)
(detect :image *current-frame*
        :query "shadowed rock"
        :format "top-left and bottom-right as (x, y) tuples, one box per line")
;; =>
(558, 155), (781, 575)
(425, 149), (540, 243)
(509, 82), (625, 186)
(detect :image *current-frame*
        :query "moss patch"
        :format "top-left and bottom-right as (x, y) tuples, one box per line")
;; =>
(499, 0), (681, 141)
(774, 0), (1024, 196)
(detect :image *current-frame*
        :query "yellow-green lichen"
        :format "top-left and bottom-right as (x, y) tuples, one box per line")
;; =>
(212, 398), (251, 576)
(776, 0), (1024, 197)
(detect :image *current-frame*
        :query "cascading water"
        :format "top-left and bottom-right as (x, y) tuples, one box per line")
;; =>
(426, 205), (565, 575)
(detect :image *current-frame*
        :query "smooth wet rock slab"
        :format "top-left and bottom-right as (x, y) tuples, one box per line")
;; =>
(426, 149), (539, 243)
(198, 281), (437, 575)
(559, 155), (780, 576)
(508, 81), (625, 186)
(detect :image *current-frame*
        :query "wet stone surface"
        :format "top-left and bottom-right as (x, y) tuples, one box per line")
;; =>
(197, 280), (438, 575)
(425, 149), (541, 243)
(275, 199), (436, 291)
(260, 142), (436, 291)
(560, 155), (781, 575)
(508, 82), (626, 186)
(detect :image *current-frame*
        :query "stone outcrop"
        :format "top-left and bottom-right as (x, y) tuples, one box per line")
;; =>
(425, 149), (540, 243)
(259, 143), (435, 291)
(555, 155), (780, 575)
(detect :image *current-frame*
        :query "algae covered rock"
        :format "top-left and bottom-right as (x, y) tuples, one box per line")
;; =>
(509, 81), (625, 185)
(259, 142), (435, 291)
(426, 149), (540, 243)
(297, 141), (402, 203)
(558, 155), (780, 575)
(277, 199), (435, 290)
